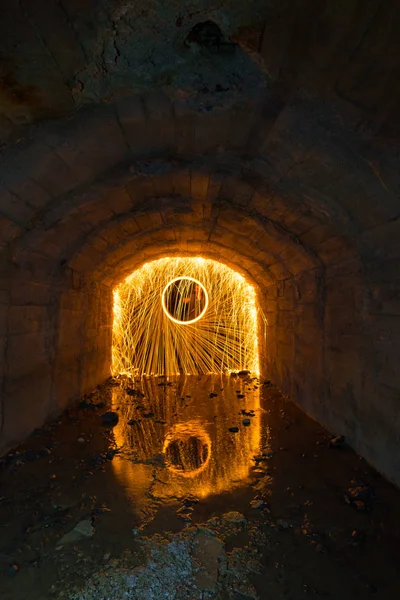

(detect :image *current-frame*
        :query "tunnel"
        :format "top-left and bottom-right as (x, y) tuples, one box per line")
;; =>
(1, 90), (399, 486)
(0, 1), (399, 598)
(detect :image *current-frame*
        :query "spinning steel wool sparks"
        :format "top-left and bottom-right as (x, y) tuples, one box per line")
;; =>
(112, 257), (259, 376)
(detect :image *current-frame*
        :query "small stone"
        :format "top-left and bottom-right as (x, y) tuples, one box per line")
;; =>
(101, 412), (119, 426)
(242, 418), (251, 426)
(59, 520), (94, 545)
(330, 435), (345, 448)
(132, 528), (140, 537)
(250, 499), (269, 510)
(8, 564), (19, 576)
(78, 437), (85, 443)
(238, 370), (250, 376)
(344, 483), (374, 510)
(103, 553), (111, 562)
(229, 427), (239, 433)
(209, 392), (218, 398)
(222, 511), (246, 525)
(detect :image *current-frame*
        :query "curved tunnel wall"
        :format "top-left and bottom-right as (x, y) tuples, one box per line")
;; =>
(0, 90), (399, 485)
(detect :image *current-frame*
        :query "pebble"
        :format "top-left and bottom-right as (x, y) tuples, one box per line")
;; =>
(132, 528), (140, 537)
(8, 564), (19, 576)
(242, 418), (251, 426)
(101, 412), (119, 426)
(59, 520), (94, 545)
(330, 435), (346, 449)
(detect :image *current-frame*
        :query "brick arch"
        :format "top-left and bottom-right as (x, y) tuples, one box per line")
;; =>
(1, 89), (399, 487)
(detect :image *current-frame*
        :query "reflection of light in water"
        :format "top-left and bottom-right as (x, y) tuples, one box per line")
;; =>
(111, 376), (263, 505)
(163, 423), (211, 477)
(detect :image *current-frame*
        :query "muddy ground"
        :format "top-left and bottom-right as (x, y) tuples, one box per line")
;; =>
(0, 375), (399, 599)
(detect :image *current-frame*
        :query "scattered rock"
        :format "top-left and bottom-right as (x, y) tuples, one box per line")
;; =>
(209, 392), (218, 398)
(330, 435), (346, 449)
(59, 519), (94, 545)
(229, 427), (239, 433)
(344, 482), (375, 511)
(351, 530), (366, 546)
(132, 528), (141, 537)
(238, 370), (250, 377)
(250, 498), (269, 510)
(222, 511), (246, 525)
(8, 564), (19, 576)
(242, 418), (251, 426)
(101, 412), (119, 426)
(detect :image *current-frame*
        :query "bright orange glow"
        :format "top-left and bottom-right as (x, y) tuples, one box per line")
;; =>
(112, 256), (260, 377)
(161, 276), (209, 325)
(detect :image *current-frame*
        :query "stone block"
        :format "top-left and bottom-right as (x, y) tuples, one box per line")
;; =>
(106, 187), (135, 214)
(0, 215), (21, 246)
(23, 0), (86, 76)
(142, 91), (175, 153)
(5, 331), (51, 378)
(171, 98), (195, 157)
(45, 105), (128, 187)
(8, 305), (48, 335)
(193, 107), (231, 155)
(10, 281), (53, 306)
(0, 189), (33, 223)
(3, 141), (76, 199)
(1, 373), (52, 450)
(9, 176), (52, 210)
(116, 94), (149, 155)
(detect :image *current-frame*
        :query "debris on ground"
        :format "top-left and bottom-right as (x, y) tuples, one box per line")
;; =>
(101, 411), (119, 426)
(330, 435), (346, 449)
(66, 514), (265, 600)
(58, 519), (94, 545)
(344, 482), (375, 511)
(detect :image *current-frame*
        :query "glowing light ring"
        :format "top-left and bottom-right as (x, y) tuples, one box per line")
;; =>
(163, 422), (212, 478)
(161, 276), (209, 325)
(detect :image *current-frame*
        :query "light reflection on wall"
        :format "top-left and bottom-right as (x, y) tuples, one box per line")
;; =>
(110, 376), (264, 506)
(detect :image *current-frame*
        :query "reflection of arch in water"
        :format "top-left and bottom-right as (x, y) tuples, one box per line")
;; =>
(163, 422), (211, 478)
(111, 375), (265, 501)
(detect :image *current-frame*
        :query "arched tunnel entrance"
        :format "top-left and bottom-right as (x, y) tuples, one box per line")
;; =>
(112, 257), (260, 377)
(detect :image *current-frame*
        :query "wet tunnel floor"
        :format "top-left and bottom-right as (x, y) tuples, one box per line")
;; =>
(0, 375), (400, 600)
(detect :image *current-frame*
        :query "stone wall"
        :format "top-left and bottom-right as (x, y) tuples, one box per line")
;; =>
(0, 80), (399, 487)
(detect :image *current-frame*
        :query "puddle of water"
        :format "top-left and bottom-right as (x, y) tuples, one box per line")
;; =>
(111, 375), (267, 513)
